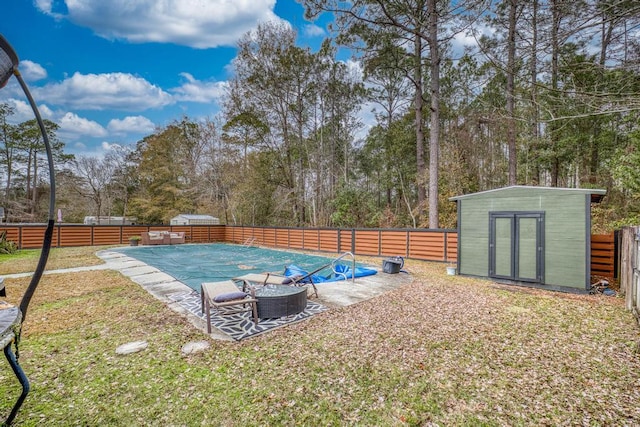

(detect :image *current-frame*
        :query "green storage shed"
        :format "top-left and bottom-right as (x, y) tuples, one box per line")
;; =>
(450, 186), (606, 293)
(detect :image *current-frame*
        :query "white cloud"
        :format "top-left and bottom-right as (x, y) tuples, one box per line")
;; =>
(38, 0), (282, 49)
(58, 111), (108, 138)
(38, 103), (55, 120)
(34, 0), (55, 14)
(72, 141), (87, 151)
(453, 32), (475, 48)
(107, 115), (156, 134)
(102, 141), (122, 151)
(0, 99), (38, 123)
(35, 72), (173, 111)
(0, 98), (62, 127)
(304, 24), (325, 38)
(71, 140), (127, 159)
(171, 73), (227, 103)
(20, 60), (48, 81)
(451, 24), (495, 55)
(357, 100), (377, 141)
(345, 59), (364, 81)
(71, 141), (135, 159)
(0, 79), (24, 101)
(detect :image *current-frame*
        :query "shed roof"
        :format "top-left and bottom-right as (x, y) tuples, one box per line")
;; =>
(449, 185), (606, 203)
(173, 214), (218, 220)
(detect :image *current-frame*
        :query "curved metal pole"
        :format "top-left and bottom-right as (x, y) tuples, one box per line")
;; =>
(0, 34), (55, 426)
(13, 70), (56, 322)
(4, 342), (30, 426)
(331, 251), (356, 284)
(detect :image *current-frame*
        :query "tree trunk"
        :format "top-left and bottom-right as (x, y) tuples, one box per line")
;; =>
(507, 0), (517, 185)
(550, 0), (561, 187)
(25, 148), (34, 216)
(428, 0), (439, 229)
(32, 151), (38, 216)
(529, 0), (540, 185)
(414, 34), (427, 220)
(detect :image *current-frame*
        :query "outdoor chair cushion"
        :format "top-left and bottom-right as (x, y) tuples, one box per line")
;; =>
(213, 291), (248, 303)
(201, 280), (258, 332)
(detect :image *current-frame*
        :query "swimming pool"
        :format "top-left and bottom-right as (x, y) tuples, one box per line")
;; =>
(113, 244), (369, 292)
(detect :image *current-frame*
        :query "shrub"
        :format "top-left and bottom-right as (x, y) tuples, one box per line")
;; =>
(0, 231), (18, 254)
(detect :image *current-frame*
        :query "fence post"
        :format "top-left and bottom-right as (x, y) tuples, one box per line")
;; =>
(444, 231), (448, 262)
(625, 226), (640, 315)
(406, 230), (410, 259)
(351, 229), (355, 254)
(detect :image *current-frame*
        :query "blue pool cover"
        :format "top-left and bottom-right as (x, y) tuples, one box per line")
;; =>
(113, 243), (376, 292)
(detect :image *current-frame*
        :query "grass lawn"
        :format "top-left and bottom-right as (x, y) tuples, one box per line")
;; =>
(1, 246), (639, 426)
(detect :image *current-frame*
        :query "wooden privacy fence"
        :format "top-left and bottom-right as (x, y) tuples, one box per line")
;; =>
(0, 224), (458, 263)
(591, 232), (617, 279)
(619, 226), (640, 323)
(0, 224), (618, 274)
(0, 224), (227, 249)
(224, 226), (458, 262)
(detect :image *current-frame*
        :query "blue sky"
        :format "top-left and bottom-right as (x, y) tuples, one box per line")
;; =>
(0, 0), (332, 157)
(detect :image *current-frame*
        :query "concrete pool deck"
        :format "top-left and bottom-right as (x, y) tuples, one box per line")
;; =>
(4, 248), (413, 341)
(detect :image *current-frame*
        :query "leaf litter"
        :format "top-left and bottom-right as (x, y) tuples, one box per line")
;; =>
(0, 251), (638, 425)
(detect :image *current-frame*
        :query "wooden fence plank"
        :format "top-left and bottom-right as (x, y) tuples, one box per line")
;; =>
(319, 230), (338, 252)
(20, 226), (49, 249)
(275, 229), (289, 248)
(354, 231), (380, 255)
(380, 231), (408, 257)
(59, 226), (93, 247)
(591, 232), (615, 278)
(339, 230), (353, 253)
(408, 232), (446, 261)
(289, 229), (303, 249)
(303, 229), (320, 251)
(263, 228), (276, 247)
(0, 227), (20, 245)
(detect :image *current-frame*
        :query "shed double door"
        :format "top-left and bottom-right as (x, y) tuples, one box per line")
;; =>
(489, 212), (544, 283)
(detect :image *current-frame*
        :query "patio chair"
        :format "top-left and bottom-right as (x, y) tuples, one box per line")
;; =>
(169, 232), (185, 245)
(234, 263), (330, 299)
(141, 231), (170, 245)
(200, 280), (258, 333)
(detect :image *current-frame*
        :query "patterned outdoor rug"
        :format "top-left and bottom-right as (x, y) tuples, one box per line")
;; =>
(168, 290), (328, 341)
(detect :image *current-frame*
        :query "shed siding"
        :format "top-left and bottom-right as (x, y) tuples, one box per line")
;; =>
(458, 187), (587, 290)
(459, 199), (489, 276)
(543, 194), (586, 289)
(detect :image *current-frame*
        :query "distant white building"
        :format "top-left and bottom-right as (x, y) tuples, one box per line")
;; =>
(84, 216), (136, 225)
(170, 214), (220, 226)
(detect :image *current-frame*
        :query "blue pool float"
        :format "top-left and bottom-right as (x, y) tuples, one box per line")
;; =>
(284, 264), (377, 283)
